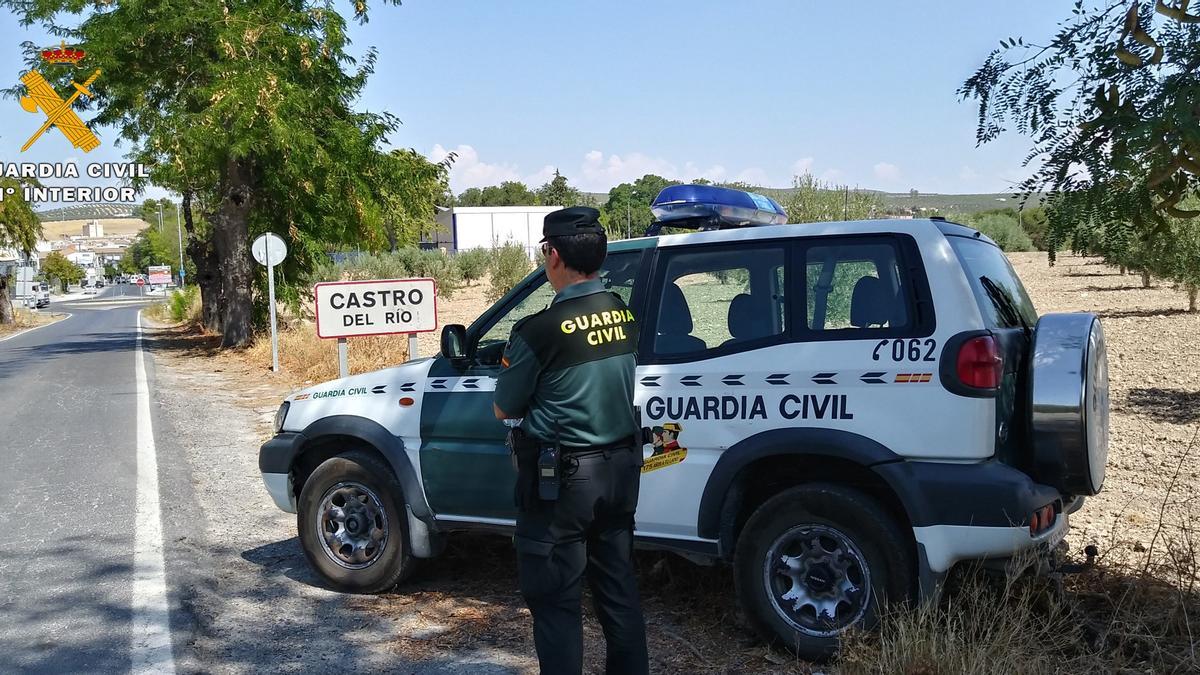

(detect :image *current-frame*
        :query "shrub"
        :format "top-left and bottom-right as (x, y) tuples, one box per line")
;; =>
(487, 243), (533, 303)
(303, 248), (462, 299)
(168, 286), (201, 323)
(971, 213), (1034, 252)
(456, 248), (490, 286)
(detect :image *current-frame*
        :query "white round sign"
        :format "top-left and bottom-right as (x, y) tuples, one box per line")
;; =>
(252, 233), (288, 267)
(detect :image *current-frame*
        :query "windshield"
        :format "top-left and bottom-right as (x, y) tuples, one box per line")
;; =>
(948, 236), (1037, 329)
(476, 250), (643, 351)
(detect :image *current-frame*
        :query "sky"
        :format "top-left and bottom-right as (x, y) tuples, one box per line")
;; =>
(0, 1), (1068, 204)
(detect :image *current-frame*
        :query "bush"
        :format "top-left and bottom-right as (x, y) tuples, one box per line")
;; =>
(487, 243), (533, 303)
(456, 248), (490, 286)
(304, 248), (462, 298)
(167, 286), (201, 323)
(971, 213), (1034, 252)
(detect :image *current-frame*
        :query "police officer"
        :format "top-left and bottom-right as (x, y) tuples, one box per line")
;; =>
(493, 206), (649, 675)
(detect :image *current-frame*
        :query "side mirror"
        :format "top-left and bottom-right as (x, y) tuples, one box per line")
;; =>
(440, 324), (468, 361)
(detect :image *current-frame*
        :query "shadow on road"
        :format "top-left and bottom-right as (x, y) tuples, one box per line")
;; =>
(0, 534), (135, 674)
(236, 531), (759, 673)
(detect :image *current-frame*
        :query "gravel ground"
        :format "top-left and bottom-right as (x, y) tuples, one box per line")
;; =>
(1008, 252), (1200, 562)
(150, 332), (532, 673)
(150, 251), (1200, 673)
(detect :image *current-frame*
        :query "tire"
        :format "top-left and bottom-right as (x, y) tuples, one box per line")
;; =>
(734, 483), (912, 662)
(297, 449), (418, 593)
(1029, 313), (1110, 496)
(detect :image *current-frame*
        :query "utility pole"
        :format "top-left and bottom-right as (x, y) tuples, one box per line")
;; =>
(176, 202), (185, 288)
(626, 199), (631, 240)
(157, 201), (163, 234)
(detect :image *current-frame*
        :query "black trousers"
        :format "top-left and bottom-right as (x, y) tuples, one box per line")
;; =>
(514, 447), (649, 675)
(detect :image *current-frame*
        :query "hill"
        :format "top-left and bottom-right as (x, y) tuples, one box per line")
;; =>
(39, 218), (150, 240)
(37, 203), (135, 221)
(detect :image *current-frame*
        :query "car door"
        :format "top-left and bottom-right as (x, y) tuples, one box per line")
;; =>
(419, 248), (649, 521)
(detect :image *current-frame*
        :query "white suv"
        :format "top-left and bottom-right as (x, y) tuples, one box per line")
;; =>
(260, 192), (1108, 659)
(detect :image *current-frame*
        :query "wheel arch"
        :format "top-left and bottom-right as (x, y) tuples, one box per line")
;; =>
(293, 415), (433, 522)
(698, 428), (915, 561)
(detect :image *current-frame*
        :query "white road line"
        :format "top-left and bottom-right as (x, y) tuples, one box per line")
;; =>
(132, 310), (176, 674)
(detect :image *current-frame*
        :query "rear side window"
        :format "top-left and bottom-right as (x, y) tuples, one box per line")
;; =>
(949, 237), (1037, 329)
(803, 239), (915, 335)
(647, 244), (788, 359)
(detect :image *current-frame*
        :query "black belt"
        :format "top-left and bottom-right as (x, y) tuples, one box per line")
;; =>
(561, 435), (638, 456)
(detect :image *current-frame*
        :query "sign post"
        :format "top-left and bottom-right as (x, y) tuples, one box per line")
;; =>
(251, 233), (288, 373)
(313, 278), (438, 379)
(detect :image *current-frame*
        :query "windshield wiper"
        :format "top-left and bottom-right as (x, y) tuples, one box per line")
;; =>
(979, 276), (1031, 337)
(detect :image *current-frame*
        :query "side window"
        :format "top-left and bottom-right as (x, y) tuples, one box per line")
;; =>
(804, 241), (912, 333)
(650, 245), (786, 358)
(476, 251), (642, 357)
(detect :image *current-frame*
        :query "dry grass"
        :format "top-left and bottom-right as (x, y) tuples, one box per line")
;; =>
(244, 323), (417, 384)
(38, 217), (148, 239)
(0, 308), (63, 335)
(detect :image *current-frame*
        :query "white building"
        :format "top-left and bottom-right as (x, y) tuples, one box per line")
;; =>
(431, 206), (562, 257)
(66, 250), (96, 267)
(82, 220), (104, 237)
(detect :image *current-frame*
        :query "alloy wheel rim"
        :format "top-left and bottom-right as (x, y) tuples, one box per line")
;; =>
(315, 481), (389, 570)
(763, 524), (871, 638)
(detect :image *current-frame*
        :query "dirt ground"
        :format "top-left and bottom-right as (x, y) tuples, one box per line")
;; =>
(153, 251), (1200, 673)
(1007, 253), (1200, 565)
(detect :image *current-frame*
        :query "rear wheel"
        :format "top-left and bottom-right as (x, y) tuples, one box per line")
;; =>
(297, 449), (417, 593)
(734, 483), (912, 661)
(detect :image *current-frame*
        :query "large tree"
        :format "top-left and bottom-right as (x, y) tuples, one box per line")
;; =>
(0, 178), (40, 323)
(4, 0), (415, 346)
(535, 169), (585, 208)
(456, 181), (539, 207)
(960, 0), (1200, 257)
(600, 174), (678, 239)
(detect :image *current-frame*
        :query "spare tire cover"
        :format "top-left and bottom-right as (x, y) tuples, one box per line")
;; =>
(1029, 313), (1109, 496)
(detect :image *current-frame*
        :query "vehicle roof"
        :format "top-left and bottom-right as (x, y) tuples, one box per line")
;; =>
(608, 218), (997, 252)
(655, 218), (991, 247)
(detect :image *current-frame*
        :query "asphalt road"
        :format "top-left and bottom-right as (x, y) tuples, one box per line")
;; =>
(0, 285), (165, 673)
(0, 285), (529, 674)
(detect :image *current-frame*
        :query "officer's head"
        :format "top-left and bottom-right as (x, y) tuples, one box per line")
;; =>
(540, 206), (607, 290)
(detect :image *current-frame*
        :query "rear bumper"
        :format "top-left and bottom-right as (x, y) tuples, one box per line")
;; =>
(874, 458), (1072, 598)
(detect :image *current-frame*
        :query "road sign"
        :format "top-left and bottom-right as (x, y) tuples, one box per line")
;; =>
(148, 265), (171, 285)
(314, 278), (438, 339)
(251, 233), (289, 373)
(252, 233), (287, 267)
(136, 277), (145, 286)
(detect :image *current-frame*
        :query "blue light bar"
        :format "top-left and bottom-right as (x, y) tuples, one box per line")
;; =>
(650, 184), (788, 231)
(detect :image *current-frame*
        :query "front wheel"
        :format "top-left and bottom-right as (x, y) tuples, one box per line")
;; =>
(734, 483), (912, 661)
(297, 449), (418, 593)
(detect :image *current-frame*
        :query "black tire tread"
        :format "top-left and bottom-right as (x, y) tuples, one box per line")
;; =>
(297, 448), (418, 593)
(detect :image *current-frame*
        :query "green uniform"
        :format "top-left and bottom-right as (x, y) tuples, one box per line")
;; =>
(494, 276), (649, 675)
(494, 278), (639, 446)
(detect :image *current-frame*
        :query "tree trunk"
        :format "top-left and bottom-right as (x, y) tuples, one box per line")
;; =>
(1141, 269), (1151, 288)
(1189, 284), (1198, 313)
(0, 276), (13, 325)
(211, 158), (256, 348)
(183, 190), (223, 333)
(1119, 265), (1126, 275)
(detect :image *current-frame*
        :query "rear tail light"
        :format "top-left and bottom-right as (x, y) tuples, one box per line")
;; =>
(1029, 504), (1056, 536)
(956, 335), (1003, 389)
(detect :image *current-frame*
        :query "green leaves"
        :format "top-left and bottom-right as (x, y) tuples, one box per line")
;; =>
(961, 0), (1200, 271)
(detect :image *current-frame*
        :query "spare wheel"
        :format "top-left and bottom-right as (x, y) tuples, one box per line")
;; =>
(1029, 312), (1109, 496)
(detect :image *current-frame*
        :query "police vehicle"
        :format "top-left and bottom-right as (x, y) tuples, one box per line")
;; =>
(259, 185), (1109, 659)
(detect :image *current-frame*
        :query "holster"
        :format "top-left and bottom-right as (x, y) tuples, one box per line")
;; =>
(507, 427), (544, 510)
